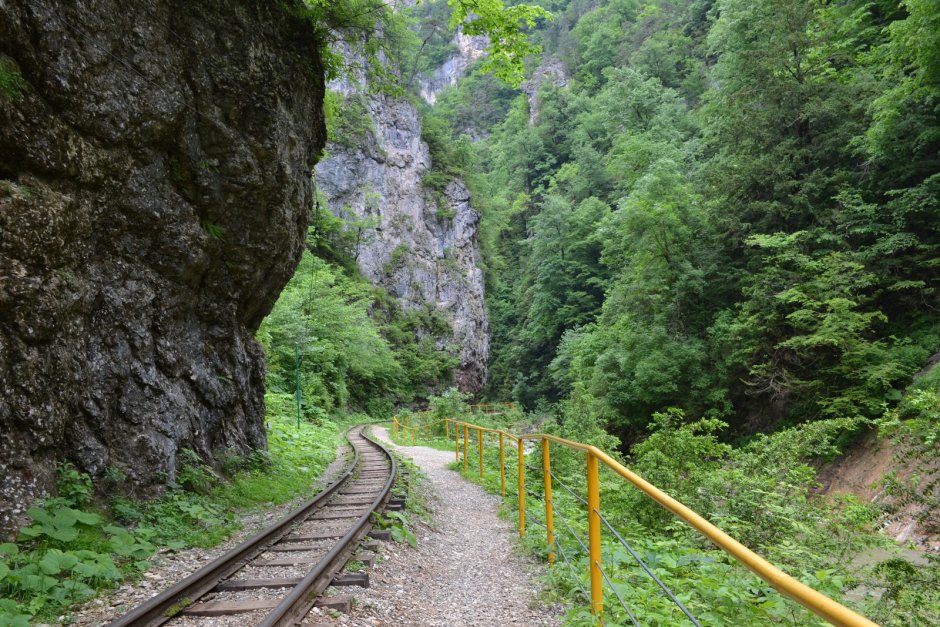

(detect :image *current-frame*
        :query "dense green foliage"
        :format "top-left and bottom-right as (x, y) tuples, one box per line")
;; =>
(293, 0), (551, 90)
(404, 0), (940, 622)
(402, 391), (935, 624)
(259, 248), (457, 418)
(420, 0), (940, 440)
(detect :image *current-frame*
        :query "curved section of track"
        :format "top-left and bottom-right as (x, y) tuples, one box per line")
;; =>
(108, 425), (396, 627)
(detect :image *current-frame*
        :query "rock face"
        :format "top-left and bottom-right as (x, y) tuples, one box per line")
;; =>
(521, 56), (569, 124)
(418, 31), (487, 104)
(317, 87), (489, 393)
(0, 0), (326, 534)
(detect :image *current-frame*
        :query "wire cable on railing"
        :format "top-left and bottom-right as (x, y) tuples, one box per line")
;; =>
(549, 469), (589, 507)
(554, 536), (591, 604)
(596, 509), (702, 627)
(550, 498), (589, 555)
(549, 500), (641, 626)
(596, 557), (641, 627)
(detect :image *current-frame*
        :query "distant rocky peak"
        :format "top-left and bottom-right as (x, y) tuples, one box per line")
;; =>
(316, 51), (490, 393)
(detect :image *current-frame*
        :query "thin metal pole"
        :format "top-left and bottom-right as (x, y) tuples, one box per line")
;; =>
(294, 346), (302, 429)
(587, 450), (603, 622)
(478, 428), (484, 480)
(543, 438), (555, 566)
(454, 421), (459, 462)
(499, 432), (506, 497)
(518, 439), (525, 537)
(463, 425), (469, 474)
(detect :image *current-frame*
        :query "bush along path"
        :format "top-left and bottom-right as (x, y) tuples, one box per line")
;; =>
(304, 426), (562, 626)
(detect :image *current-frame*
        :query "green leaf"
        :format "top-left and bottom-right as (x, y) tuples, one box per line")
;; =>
(16, 526), (43, 540)
(71, 510), (102, 525)
(0, 543), (18, 558)
(46, 526), (79, 543)
(20, 573), (57, 593)
(0, 613), (31, 627)
(38, 549), (80, 575)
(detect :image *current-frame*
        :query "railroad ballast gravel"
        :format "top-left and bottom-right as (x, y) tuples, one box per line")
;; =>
(308, 426), (562, 626)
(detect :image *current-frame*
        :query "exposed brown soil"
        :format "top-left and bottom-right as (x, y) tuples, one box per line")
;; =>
(817, 430), (939, 552)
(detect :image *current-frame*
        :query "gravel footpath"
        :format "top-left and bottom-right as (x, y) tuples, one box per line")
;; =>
(305, 426), (562, 627)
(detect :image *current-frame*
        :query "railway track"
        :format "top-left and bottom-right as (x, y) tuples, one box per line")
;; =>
(108, 425), (398, 626)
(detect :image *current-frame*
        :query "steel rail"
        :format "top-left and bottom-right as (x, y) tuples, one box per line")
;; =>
(596, 507), (701, 626)
(549, 493), (646, 625)
(108, 425), (394, 627)
(549, 469), (588, 507)
(595, 559), (641, 627)
(259, 426), (397, 626)
(553, 534), (590, 603)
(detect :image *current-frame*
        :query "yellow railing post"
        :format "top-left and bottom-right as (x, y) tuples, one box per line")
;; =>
(499, 431), (506, 497)
(542, 438), (555, 566)
(454, 421), (459, 462)
(586, 450), (603, 622)
(463, 424), (469, 474)
(393, 416), (398, 437)
(478, 428), (484, 480)
(411, 425), (416, 446)
(518, 438), (525, 537)
(445, 418), (450, 440)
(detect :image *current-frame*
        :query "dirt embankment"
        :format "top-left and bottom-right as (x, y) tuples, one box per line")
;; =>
(817, 430), (939, 552)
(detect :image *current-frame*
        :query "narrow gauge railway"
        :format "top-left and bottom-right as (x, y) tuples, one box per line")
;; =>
(108, 425), (397, 626)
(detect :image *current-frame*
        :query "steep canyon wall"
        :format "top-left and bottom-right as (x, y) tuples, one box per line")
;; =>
(317, 60), (489, 392)
(0, 0), (326, 533)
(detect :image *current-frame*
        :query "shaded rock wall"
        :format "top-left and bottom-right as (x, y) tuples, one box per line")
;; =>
(0, 0), (326, 534)
(418, 30), (487, 104)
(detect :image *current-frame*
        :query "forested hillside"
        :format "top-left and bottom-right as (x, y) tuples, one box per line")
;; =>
(417, 2), (940, 620)
(429, 0), (940, 442)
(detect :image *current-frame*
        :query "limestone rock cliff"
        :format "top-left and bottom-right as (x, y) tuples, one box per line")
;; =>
(521, 56), (569, 124)
(418, 30), (487, 104)
(0, 0), (326, 534)
(317, 84), (489, 393)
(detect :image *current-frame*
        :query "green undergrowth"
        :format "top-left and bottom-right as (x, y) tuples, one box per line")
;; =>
(0, 414), (343, 624)
(388, 387), (526, 453)
(389, 428), (455, 452)
(442, 398), (935, 625)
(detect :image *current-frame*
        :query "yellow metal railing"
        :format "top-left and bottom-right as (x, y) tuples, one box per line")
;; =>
(390, 415), (878, 627)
